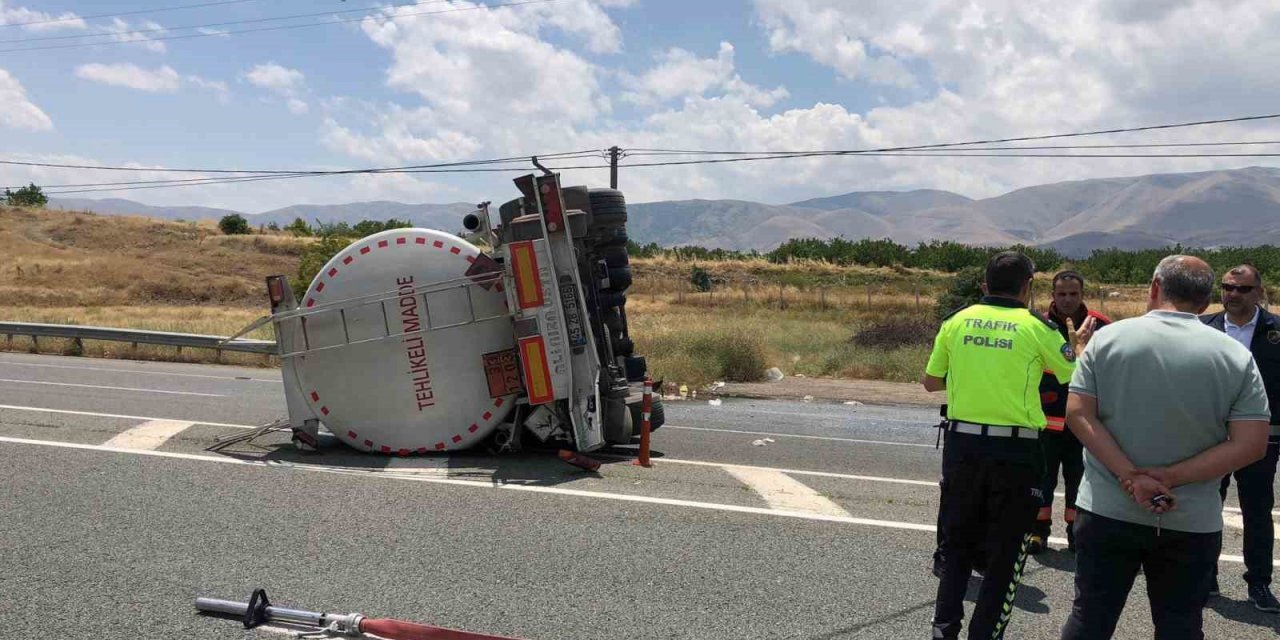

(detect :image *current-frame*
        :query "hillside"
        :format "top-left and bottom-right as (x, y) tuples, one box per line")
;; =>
(50, 166), (1280, 253)
(0, 206), (306, 308)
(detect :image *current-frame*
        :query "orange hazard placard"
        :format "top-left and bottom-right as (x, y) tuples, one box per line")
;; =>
(483, 349), (522, 398)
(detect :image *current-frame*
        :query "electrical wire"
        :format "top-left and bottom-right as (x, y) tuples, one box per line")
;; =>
(0, 0), (266, 29)
(0, 0), (449, 44)
(0, 0), (563, 53)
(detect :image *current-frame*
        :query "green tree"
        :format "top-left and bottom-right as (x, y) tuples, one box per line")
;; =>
(4, 183), (47, 207)
(284, 217), (313, 237)
(218, 213), (251, 235)
(294, 235), (355, 298)
(690, 265), (713, 292)
(934, 266), (985, 321)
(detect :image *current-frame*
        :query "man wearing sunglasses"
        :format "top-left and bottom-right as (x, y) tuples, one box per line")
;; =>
(1200, 264), (1280, 612)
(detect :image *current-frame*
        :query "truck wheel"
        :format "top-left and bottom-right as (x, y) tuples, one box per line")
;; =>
(630, 395), (665, 434)
(604, 266), (632, 291)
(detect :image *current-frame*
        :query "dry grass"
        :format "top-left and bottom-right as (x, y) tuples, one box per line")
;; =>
(1, 207), (307, 307)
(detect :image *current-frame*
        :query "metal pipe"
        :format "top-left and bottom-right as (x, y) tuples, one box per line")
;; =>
(194, 597), (332, 628)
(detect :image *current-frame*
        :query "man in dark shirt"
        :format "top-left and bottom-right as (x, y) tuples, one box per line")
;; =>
(1030, 271), (1110, 554)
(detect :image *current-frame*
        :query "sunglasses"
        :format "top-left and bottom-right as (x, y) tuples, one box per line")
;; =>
(1221, 283), (1257, 294)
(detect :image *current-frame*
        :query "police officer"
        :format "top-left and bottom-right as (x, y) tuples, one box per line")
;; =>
(1029, 271), (1111, 554)
(924, 252), (1094, 640)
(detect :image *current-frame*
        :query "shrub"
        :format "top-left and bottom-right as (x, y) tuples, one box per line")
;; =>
(690, 265), (712, 292)
(934, 266), (985, 321)
(218, 214), (251, 235)
(293, 235), (353, 298)
(851, 317), (939, 348)
(4, 183), (47, 207)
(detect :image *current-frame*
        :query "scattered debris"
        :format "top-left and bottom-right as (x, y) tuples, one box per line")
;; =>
(751, 437), (776, 447)
(795, 373), (806, 378)
(708, 398), (722, 406)
(709, 381), (726, 391)
(679, 384), (689, 399)
(691, 390), (698, 399)
(765, 367), (785, 382)
(844, 400), (864, 407)
(802, 395), (814, 403)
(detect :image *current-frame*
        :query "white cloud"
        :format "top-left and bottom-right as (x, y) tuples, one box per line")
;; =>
(100, 18), (166, 53)
(0, 68), (52, 131)
(287, 98), (309, 114)
(622, 42), (788, 108)
(244, 63), (305, 93)
(186, 75), (231, 102)
(75, 63), (181, 92)
(0, 3), (87, 31)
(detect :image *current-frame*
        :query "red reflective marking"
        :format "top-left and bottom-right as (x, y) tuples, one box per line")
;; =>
(347, 431), (357, 439)
(380, 446), (391, 453)
(328, 268), (338, 277)
(417, 447), (428, 454)
(364, 439), (373, 447)
(452, 435), (462, 443)
(320, 406), (329, 416)
(494, 397), (504, 407)
(310, 391), (320, 401)
(315, 282), (325, 292)
(482, 411), (492, 420)
(343, 256), (354, 265)
(398, 448), (409, 456)
(415, 238), (427, 245)
(433, 240), (444, 248)
(435, 442), (446, 450)
(466, 255), (476, 263)
(449, 247), (461, 255)
(359, 246), (371, 254)
(396, 237), (407, 245)
(306, 299), (316, 308)
(468, 424), (479, 433)
(378, 240), (389, 248)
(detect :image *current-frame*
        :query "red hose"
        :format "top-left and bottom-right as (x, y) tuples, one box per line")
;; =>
(359, 618), (526, 640)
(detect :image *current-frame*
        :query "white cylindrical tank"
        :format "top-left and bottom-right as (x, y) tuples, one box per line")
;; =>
(290, 228), (517, 453)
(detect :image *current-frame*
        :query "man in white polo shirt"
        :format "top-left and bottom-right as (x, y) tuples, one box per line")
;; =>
(1060, 255), (1271, 640)
(1201, 264), (1280, 611)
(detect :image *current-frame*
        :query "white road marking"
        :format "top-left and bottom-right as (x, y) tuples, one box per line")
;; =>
(102, 419), (196, 450)
(0, 433), (1270, 566)
(0, 403), (259, 429)
(722, 466), (853, 517)
(663, 425), (936, 448)
(0, 378), (225, 397)
(0, 360), (278, 382)
(608, 455), (939, 487)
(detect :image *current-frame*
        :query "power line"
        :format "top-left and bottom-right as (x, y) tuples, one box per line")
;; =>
(0, 0), (447, 44)
(0, 0), (266, 29)
(0, 0), (562, 53)
(622, 113), (1280, 159)
(0, 149), (603, 175)
(623, 140), (1280, 156)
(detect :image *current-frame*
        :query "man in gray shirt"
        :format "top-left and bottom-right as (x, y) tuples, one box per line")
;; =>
(1060, 255), (1271, 640)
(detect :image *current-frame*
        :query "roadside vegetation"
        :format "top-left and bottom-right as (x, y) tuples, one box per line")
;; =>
(0, 205), (1249, 386)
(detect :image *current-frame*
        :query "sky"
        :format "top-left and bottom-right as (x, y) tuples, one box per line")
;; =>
(3, 0), (1280, 213)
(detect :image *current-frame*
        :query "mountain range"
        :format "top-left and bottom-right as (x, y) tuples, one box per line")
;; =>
(45, 166), (1280, 257)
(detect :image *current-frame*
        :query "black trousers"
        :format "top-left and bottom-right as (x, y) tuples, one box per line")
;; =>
(932, 431), (1041, 640)
(1216, 438), (1280, 588)
(1035, 428), (1084, 538)
(1060, 510), (1221, 640)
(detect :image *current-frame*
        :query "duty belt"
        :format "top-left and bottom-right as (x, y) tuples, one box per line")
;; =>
(947, 420), (1040, 440)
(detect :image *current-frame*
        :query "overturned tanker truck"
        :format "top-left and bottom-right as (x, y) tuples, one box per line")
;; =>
(252, 171), (664, 455)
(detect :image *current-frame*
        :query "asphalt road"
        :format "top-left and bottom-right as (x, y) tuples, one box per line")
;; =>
(0, 351), (1276, 639)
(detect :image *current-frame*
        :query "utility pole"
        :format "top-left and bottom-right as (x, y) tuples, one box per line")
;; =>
(609, 146), (620, 189)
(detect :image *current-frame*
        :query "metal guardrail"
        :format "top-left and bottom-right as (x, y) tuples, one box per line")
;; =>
(0, 322), (277, 355)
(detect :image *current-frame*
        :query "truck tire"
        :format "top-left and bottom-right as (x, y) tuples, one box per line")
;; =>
(594, 226), (628, 247)
(604, 266), (632, 291)
(612, 335), (635, 357)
